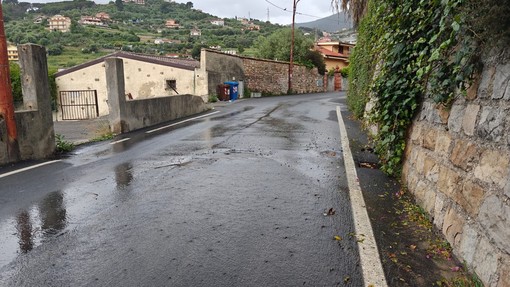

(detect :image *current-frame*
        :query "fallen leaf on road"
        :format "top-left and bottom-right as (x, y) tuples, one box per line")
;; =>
(324, 208), (336, 216)
(334, 235), (342, 241)
(451, 266), (461, 272)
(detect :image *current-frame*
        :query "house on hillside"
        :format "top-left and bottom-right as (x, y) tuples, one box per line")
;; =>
(7, 44), (18, 61)
(54, 52), (208, 120)
(79, 16), (107, 27)
(48, 15), (71, 32)
(210, 19), (224, 26)
(33, 15), (46, 24)
(237, 17), (249, 25)
(123, 0), (145, 4)
(165, 19), (180, 28)
(190, 29), (201, 36)
(313, 39), (355, 71)
(95, 12), (111, 22)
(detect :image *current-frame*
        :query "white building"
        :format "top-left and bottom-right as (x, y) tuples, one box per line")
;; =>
(54, 52), (208, 120)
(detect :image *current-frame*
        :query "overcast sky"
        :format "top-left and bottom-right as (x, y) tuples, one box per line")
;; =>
(176, 0), (340, 25)
(25, 0), (340, 25)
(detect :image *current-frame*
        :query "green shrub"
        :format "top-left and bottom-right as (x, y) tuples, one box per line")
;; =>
(55, 134), (75, 153)
(208, 95), (218, 103)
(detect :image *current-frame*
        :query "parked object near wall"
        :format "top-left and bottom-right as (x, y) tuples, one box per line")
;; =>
(401, 56), (510, 287)
(0, 44), (55, 166)
(201, 49), (324, 97)
(216, 84), (230, 101)
(224, 82), (239, 101)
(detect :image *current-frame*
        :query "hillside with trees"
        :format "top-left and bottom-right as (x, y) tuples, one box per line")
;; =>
(2, 0), (294, 70)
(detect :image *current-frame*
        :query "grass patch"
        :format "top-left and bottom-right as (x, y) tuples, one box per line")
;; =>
(91, 132), (115, 142)
(47, 47), (109, 71)
(208, 95), (218, 103)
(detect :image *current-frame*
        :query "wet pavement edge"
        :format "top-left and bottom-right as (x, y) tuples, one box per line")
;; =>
(336, 106), (388, 287)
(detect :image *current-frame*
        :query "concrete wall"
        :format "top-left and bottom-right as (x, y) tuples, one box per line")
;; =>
(201, 49), (324, 96)
(201, 49), (245, 96)
(0, 44), (55, 166)
(105, 58), (208, 134)
(402, 58), (510, 286)
(56, 56), (208, 119)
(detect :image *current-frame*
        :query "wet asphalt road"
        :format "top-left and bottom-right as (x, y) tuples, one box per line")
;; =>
(0, 92), (364, 286)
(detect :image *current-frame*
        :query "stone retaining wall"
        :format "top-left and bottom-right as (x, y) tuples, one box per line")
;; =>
(402, 59), (510, 286)
(202, 49), (324, 96)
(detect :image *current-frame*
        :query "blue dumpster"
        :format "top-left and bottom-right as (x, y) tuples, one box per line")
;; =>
(224, 81), (239, 101)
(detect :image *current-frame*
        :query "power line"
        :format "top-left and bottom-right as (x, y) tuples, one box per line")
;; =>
(264, 0), (349, 23)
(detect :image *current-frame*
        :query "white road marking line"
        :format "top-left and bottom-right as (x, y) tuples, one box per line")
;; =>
(0, 160), (62, 179)
(110, 138), (131, 145)
(146, 111), (221, 134)
(336, 106), (388, 287)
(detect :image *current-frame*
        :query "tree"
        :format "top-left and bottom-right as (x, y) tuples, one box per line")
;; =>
(185, 2), (193, 9)
(115, 0), (124, 11)
(304, 50), (326, 75)
(331, 0), (367, 27)
(253, 28), (313, 64)
(9, 62), (23, 105)
(191, 44), (206, 59)
(160, 2), (172, 13)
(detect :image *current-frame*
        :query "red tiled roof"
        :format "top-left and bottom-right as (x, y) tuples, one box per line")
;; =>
(314, 46), (348, 59)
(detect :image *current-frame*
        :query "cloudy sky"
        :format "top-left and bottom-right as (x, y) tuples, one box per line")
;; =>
(176, 0), (340, 25)
(26, 0), (341, 25)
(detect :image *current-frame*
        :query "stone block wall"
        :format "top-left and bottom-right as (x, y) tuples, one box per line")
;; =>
(402, 60), (510, 286)
(201, 49), (324, 97)
(242, 57), (322, 95)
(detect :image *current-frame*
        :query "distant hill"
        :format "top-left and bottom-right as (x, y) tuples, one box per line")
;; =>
(296, 12), (352, 33)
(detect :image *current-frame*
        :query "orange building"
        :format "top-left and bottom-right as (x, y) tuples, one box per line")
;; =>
(314, 39), (355, 71)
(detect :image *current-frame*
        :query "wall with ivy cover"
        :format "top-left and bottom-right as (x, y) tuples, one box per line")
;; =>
(347, 0), (510, 285)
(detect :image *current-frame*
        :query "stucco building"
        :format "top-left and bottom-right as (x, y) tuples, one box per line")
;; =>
(7, 44), (18, 61)
(165, 19), (180, 28)
(54, 52), (208, 120)
(314, 40), (354, 71)
(48, 15), (71, 32)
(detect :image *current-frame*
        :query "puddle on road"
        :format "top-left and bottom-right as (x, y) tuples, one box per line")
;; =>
(0, 162), (140, 268)
(210, 106), (255, 121)
(0, 191), (68, 267)
(115, 162), (134, 189)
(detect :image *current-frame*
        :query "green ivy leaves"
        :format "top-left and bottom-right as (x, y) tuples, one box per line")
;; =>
(349, 0), (475, 176)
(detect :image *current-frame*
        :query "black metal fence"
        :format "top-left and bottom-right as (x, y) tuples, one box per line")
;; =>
(59, 90), (99, 120)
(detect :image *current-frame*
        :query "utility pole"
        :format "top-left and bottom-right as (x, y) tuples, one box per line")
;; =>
(288, 0), (299, 94)
(0, 3), (19, 161)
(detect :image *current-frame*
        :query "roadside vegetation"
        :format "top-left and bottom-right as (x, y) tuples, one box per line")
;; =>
(338, 0), (508, 285)
(55, 134), (75, 153)
(344, 0), (509, 177)
(2, 0), (286, 71)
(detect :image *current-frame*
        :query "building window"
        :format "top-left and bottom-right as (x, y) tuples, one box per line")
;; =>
(166, 80), (178, 94)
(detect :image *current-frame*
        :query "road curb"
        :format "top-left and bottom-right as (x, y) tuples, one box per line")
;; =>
(336, 106), (388, 287)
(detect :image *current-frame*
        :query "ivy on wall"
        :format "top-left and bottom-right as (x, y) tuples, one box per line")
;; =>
(348, 0), (477, 176)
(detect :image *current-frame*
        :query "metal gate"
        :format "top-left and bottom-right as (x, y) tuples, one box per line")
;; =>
(60, 90), (99, 120)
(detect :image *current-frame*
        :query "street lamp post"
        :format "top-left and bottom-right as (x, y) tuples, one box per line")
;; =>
(288, 0), (299, 94)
